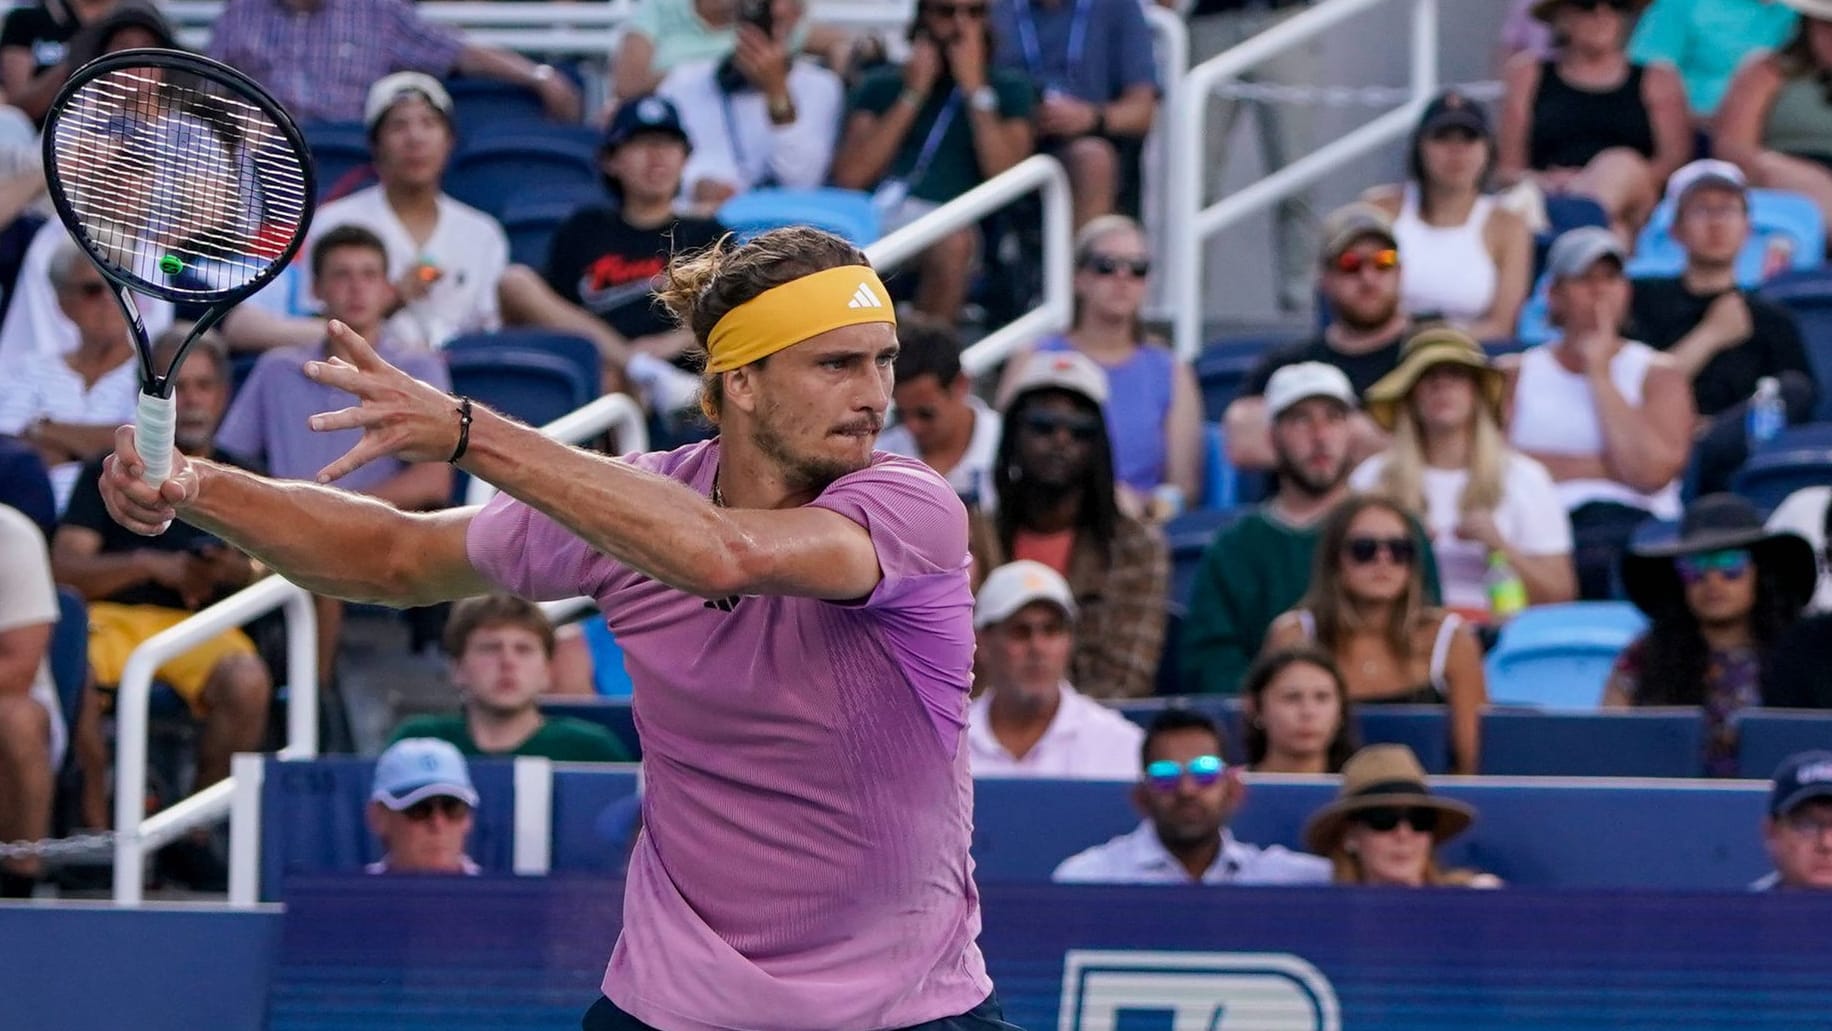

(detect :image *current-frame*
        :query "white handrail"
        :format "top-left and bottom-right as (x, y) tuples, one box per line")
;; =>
(464, 392), (649, 508)
(1142, 5), (1189, 322)
(116, 574), (317, 905)
(866, 154), (1074, 378)
(1167, 0), (1439, 360)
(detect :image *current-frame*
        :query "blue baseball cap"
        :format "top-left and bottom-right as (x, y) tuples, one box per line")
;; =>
(1772, 751), (1832, 817)
(602, 95), (690, 153)
(371, 738), (479, 811)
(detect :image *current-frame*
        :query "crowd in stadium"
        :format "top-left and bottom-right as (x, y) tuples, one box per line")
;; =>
(0, 0), (1830, 902)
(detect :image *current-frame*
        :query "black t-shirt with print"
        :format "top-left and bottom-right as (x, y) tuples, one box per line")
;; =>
(60, 453), (252, 610)
(543, 204), (726, 342)
(1627, 276), (1818, 417)
(1241, 332), (1408, 402)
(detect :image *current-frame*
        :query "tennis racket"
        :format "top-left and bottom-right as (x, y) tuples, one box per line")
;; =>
(41, 48), (314, 485)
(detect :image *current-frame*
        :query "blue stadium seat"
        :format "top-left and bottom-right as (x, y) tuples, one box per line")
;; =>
(1628, 187), (1825, 286)
(444, 329), (601, 405)
(51, 589), (87, 759)
(1737, 710), (1832, 780)
(1356, 706), (1450, 774)
(1532, 194), (1610, 279)
(446, 348), (592, 431)
(1480, 708), (1703, 777)
(548, 763), (643, 873)
(1484, 602), (1649, 709)
(441, 77), (550, 139)
(541, 699), (640, 758)
(500, 198), (591, 269)
(1200, 422), (1237, 510)
(1193, 332), (1295, 421)
(446, 136), (601, 218)
(300, 121), (371, 201)
(716, 188), (881, 247)
(1758, 272), (1832, 422)
(580, 617), (635, 699)
(1733, 424), (1832, 514)
(1164, 506), (1241, 609)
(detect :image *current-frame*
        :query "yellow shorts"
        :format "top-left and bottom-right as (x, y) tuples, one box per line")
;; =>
(88, 602), (258, 715)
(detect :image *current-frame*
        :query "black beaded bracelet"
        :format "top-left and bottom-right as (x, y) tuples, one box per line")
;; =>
(448, 396), (474, 464)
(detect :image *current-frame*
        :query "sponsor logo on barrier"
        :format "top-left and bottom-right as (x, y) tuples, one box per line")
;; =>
(1058, 950), (1341, 1031)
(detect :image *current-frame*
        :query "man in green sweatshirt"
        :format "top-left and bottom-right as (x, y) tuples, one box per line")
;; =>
(1180, 362), (1439, 694)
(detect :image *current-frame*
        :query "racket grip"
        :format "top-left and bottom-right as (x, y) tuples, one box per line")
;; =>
(136, 390), (177, 486)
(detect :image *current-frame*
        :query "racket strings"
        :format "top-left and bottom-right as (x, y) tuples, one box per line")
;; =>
(48, 65), (310, 299)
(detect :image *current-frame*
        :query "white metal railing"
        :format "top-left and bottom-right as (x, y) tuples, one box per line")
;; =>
(1142, 5), (1189, 321)
(464, 392), (649, 507)
(1167, 0), (1440, 359)
(116, 574), (317, 905)
(867, 154), (1074, 378)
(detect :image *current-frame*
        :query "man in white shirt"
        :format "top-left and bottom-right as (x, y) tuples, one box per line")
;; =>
(1052, 708), (1330, 885)
(657, 0), (842, 213)
(0, 505), (63, 898)
(967, 560), (1141, 779)
(0, 220), (174, 379)
(878, 313), (1000, 506)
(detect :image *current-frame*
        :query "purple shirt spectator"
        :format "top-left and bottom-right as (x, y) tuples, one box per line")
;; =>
(1038, 334), (1174, 495)
(466, 439), (992, 1030)
(207, 0), (464, 125)
(215, 340), (451, 495)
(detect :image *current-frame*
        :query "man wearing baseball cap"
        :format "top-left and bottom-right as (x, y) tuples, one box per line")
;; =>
(366, 738), (482, 875)
(971, 351), (1168, 700)
(1224, 202), (1409, 471)
(1627, 158), (1818, 495)
(967, 560), (1144, 779)
(1505, 224), (1694, 599)
(1754, 750), (1832, 891)
(544, 95), (727, 382)
(1185, 362), (1442, 694)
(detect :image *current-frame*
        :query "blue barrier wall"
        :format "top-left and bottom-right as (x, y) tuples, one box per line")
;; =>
(259, 876), (1832, 1031)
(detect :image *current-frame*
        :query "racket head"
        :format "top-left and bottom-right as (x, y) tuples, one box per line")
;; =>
(41, 47), (315, 307)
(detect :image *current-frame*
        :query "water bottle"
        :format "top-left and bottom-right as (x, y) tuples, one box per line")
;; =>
(1485, 552), (1527, 621)
(1748, 376), (1785, 447)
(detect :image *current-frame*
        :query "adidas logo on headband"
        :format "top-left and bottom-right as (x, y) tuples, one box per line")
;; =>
(847, 282), (884, 309)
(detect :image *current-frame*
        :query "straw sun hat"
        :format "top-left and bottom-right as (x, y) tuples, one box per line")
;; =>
(1361, 327), (1504, 433)
(1302, 744), (1476, 856)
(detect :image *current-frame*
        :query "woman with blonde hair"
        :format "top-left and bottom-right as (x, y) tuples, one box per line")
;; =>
(999, 214), (1202, 520)
(1262, 495), (1489, 773)
(1303, 744), (1501, 887)
(1351, 327), (1577, 620)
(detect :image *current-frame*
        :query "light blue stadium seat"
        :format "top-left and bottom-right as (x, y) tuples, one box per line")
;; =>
(716, 188), (881, 247)
(1484, 602), (1649, 709)
(579, 617), (635, 699)
(1200, 422), (1236, 511)
(1733, 424), (1832, 514)
(1627, 187), (1825, 285)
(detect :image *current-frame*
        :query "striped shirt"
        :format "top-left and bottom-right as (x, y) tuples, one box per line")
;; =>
(208, 0), (465, 125)
(0, 350), (138, 510)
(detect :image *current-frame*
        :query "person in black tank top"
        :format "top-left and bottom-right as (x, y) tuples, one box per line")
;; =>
(1497, 0), (1689, 237)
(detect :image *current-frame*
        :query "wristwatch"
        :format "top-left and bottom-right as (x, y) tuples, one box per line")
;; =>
(968, 86), (998, 113)
(768, 93), (797, 125)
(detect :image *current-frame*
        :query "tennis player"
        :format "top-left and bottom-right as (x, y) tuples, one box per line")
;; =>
(98, 226), (1011, 1031)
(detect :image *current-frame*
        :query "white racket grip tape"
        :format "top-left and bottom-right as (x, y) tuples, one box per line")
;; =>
(136, 390), (177, 486)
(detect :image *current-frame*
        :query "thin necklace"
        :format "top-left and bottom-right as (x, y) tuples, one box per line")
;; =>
(711, 479), (725, 508)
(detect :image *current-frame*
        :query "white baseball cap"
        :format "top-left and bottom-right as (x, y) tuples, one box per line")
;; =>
(1000, 350), (1110, 408)
(364, 72), (455, 132)
(371, 738), (479, 811)
(1265, 361), (1357, 420)
(974, 560), (1077, 629)
(1664, 158), (1747, 208)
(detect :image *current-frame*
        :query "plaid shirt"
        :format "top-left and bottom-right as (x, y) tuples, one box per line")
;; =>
(209, 0), (465, 124)
(969, 510), (1169, 699)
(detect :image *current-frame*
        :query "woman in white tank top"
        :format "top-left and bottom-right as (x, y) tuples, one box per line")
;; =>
(1502, 226), (1696, 598)
(1366, 91), (1532, 342)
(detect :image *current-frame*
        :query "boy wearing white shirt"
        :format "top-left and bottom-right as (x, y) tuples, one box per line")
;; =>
(967, 560), (1142, 779)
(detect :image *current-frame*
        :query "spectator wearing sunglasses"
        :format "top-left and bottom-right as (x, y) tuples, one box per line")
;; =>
(1715, 4), (1832, 251)
(1355, 328), (1576, 620)
(1363, 91), (1532, 343)
(1001, 216), (1202, 522)
(1504, 227), (1693, 601)
(1185, 362), (1445, 696)
(1495, 0), (1689, 240)
(879, 313), (1000, 507)
(1607, 494), (1815, 776)
(1753, 750), (1832, 891)
(966, 560), (1143, 779)
(970, 350), (1168, 699)
(830, 0), (1033, 323)
(1226, 204), (1408, 472)
(1264, 496), (1487, 774)
(1053, 708), (1330, 885)
(1765, 495), (1832, 706)
(1240, 646), (1359, 776)
(1302, 744), (1499, 888)
(366, 737), (482, 875)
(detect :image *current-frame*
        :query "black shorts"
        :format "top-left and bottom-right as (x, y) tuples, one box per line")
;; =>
(580, 992), (1022, 1031)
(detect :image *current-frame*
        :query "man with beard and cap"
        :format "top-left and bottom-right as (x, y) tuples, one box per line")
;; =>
(1183, 362), (1441, 695)
(1225, 202), (1411, 471)
(97, 225), (1012, 1030)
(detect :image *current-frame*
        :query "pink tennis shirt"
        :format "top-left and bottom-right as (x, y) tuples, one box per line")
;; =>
(467, 438), (992, 1031)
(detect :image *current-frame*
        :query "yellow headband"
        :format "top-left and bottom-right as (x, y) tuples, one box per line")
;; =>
(705, 265), (896, 373)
